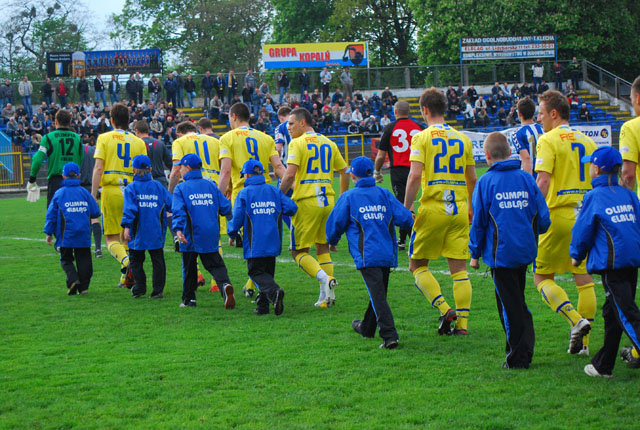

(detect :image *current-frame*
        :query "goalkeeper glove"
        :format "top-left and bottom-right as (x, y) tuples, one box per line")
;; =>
(26, 181), (40, 203)
(374, 170), (383, 183)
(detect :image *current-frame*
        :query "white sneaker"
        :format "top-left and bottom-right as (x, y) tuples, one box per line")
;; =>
(569, 318), (591, 354)
(568, 345), (590, 356)
(326, 277), (337, 306)
(584, 364), (612, 378)
(314, 283), (328, 307)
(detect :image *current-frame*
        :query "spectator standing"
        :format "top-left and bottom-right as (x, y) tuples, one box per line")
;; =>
(1, 79), (13, 108)
(126, 74), (137, 102)
(569, 57), (581, 90)
(109, 75), (120, 105)
(341, 67), (353, 99)
(215, 72), (226, 103)
(41, 78), (53, 107)
(77, 76), (89, 104)
(466, 86), (478, 105)
(226, 70), (238, 103)
(184, 74), (196, 108)
(174, 71), (184, 108)
(532, 59), (544, 91)
(553, 62), (564, 91)
(18, 76), (33, 116)
(277, 70), (289, 105)
(201, 71), (214, 108)
(134, 72), (144, 105)
(244, 69), (256, 93)
(298, 68), (310, 98)
(147, 76), (161, 106)
(56, 79), (68, 108)
(320, 67), (332, 101)
(462, 99), (474, 128)
(164, 73), (177, 107)
(94, 73), (107, 107)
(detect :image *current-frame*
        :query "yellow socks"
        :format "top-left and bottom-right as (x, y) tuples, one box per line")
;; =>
(107, 241), (129, 269)
(452, 271), (472, 330)
(414, 267), (451, 315)
(577, 282), (596, 347)
(245, 279), (256, 291)
(633, 348), (640, 359)
(318, 253), (334, 276)
(537, 279), (581, 326)
(295, 252), (322, 279)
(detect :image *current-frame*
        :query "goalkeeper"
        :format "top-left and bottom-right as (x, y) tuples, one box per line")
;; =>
(27, 110), (84, 206)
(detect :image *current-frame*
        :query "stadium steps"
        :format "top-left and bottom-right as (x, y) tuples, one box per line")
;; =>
(179, 107), (230, 133)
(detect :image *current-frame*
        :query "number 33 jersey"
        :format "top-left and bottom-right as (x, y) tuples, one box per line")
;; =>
(94, 129), (147, 187)
(409, 123), (474, 204)
(535, 124), (597, 210)
(287, 131), (347, 202)
(378, 118), (424, 168)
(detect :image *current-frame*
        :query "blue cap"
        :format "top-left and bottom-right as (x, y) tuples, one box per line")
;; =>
(240, 159), (264, 175)
(177, 153), (202, 169)
(132, 154), (151, 169)
(346, 156), (374, 177)
(62, 162), (80, 177)
(581, 146), (622, 173)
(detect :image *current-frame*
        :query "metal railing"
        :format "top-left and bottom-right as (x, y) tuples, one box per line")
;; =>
(584, 61), (633, 101)
(0, 152), (24, 187)
(326, 134), (366, 164)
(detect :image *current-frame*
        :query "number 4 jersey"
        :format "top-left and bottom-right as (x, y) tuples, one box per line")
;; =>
(287, 131), (347, 202)
(94, 129), (147, 187)
(535, 124), (597, 210)
(409, 123), (475, 205)
(378, 118), (424, 167)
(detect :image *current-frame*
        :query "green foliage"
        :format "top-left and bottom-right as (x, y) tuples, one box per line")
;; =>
(271, 0), (334, 43)
(114, 0), (273, 73)
(411, 0), (640, 80)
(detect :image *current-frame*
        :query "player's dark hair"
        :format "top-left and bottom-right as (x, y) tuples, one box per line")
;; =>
(55, 109), (71, 127)
(484, 132), (510, 160)
(134, 119), (149, 134)
(277, 106), (292, 118)
(632, 75), (640, 96)
(290, 107), (313, 126)
(516, 97), (536, 120)
(197, 117), (212, 130)
(176, 121), (197, 134)
(110, 103), (130, 129)
(419, 87), (447, 117)
(230, 102), (250, 121)
(538, 90), (570, 121)
(133, 167), (151, 176)
(394, 100), (410, 117)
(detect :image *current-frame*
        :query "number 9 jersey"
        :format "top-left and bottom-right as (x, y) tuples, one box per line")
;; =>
(409, 123), (475, 204)
(94, 129), (148, 187)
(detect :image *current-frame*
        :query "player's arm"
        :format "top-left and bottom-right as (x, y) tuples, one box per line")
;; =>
(168, 165), (181, 193)
(280, 163), (297, 195)
(91, 158), (104, 200)
(404, 161), (423, 210)
(339, 167), (349, 195)
(29, 146), (48, 183)
(536, 172), (550, 198)
(622, 160), (636, 191)
(519, 149), (532, 174)
(465, 165), (477, 205)
(218, 157), (232, 194)
(326, 195), (349, 246)
(374, 149), (387, 182)
(227, 192), (245, 239)
(270, 154), (286, 179)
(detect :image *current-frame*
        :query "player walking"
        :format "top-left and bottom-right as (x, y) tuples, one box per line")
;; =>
(534, 89), (597, 355)
(280, 107), (350, 307)
(373, 100), (423, 249)
(403, 88), (477, 335)
(509, 97), (544, 175)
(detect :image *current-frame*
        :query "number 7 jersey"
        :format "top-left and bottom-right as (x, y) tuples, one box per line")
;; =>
(409, 123), (475, 204)
(535, 124), (597, 209)
(94, 129), (147, 187)
(287, 131), (347, 201)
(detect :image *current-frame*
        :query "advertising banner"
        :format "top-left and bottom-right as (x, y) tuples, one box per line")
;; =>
(46, 49), (162, 77)
(262, 42), (368, 69)
(460, 35), (556, 61)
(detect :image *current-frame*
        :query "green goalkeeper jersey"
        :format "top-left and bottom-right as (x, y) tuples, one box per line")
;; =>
(29, 129), (84, 181)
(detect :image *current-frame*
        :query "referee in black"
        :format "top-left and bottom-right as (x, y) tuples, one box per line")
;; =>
(373, 100), (424, 249)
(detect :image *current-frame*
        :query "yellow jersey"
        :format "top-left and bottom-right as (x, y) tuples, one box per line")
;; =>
(287, 131), (347, 202)
(94, 129), (147, 187)
(172, 133), (221, 183)
(219, 126), (278, 194)
(409, 123), (474, 204)
(535, 124), (597, 209)
(620, 116), (640, 199)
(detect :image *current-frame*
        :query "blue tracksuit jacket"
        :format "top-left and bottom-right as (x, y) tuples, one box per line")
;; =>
(469, 159), (550, 268)
(44, 178), (101, 248)
(172, 169), (232, 253)
(570, 174), (640, 272)
(227, 175), (298, 258)
(121, 173), (173, 250)
(326, 176), (413, 269)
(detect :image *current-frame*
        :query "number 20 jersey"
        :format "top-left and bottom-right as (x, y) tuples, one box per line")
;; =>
(378, 118), (424, 168)
(535, 124), (597, 210)
(94, 129), (147, 187)
(409, 123), (474, 204)
(287, 132), (347, 202)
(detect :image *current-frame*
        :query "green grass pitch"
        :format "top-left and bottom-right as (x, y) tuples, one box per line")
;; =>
(1, 172), (639, 428)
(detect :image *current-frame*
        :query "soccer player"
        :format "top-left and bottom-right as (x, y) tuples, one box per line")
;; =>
(373, 100), (423, 249)
(509, 97), (543, 175)
(280, 107), (350, 307)
(403, 88), (476, 335)
(275, 106), (292, 165)
(91, 103), (148, 288)
(534, 89), (597, 355)
(27, 110), (84, 206)
(218, 102), (286, 297)
(134, 120), (172, 189)
(619, 74), (640, 366)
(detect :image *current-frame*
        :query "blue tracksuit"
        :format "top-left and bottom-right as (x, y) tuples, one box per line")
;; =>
(172, 169), (231, 253)
(44, 178), (101, 248)
(227, 175), (298, 259)
(570, 174), (640, 375)
(121, 173), (172, 251)
(570, 174), (640, 272)
(326, 176), (414, 269)
(469, 159), (550, 268)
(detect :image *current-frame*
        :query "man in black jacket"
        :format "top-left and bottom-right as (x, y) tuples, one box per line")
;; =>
(298, 68), (310, 99)
(41, 78), (53, 107)
(77, 76), (90, 104)
(201, 71), (213, 108)
(215, 72), (225, 103)
(126, 74), (137, 102)
(94, 73), (106, 107)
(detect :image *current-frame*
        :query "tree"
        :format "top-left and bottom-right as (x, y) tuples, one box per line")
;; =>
(113, 0), (273, 73)
(410, 0), (640, 80)
(271, 0), (334, 44)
